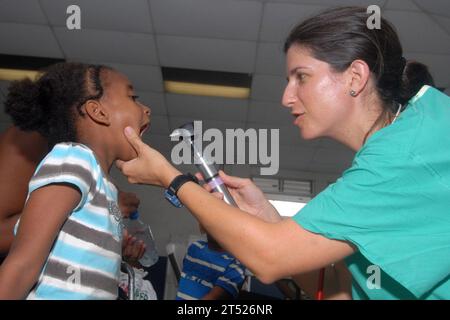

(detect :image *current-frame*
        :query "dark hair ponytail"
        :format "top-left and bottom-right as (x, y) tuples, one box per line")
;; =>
(398, 61), (435, 105)
(4, 62), (111, 149)
(284, 6), (435, 112)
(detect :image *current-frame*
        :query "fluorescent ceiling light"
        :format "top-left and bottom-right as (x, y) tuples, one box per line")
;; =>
(162, 67), (252, 99)
(0, 68), (41, 81)
(0, 54), (64, 82)
(164, 80), (250, 99)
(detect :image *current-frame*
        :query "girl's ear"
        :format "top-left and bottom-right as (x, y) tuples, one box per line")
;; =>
(84, 100), (110, 126)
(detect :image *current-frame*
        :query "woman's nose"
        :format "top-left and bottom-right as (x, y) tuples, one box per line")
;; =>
(282, 84), (296, 108)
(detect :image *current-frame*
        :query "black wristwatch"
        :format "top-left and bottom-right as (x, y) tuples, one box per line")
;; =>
(164, 173), (199, 208)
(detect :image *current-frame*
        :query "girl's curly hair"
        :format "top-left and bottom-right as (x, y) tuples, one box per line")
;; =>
(5, 62), (111, 149)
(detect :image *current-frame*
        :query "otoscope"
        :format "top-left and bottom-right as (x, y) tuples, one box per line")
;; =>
(170, 122), (237, 207)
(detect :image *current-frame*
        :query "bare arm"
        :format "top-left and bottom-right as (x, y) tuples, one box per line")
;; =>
(0, 184), (80, 299)
(0, 127), (47, 254)
(177, 182), (355, 283)
(116, 128), (356, 284)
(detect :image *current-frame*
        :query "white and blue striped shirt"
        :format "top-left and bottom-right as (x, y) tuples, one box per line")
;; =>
(16, 143), (122, 300)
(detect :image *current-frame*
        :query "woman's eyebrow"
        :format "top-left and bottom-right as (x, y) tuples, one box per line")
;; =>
(286, 66), (311, 80)
(289, 66), (310, 75)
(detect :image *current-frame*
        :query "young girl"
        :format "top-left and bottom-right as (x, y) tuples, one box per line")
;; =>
(0, 62), (150, 299)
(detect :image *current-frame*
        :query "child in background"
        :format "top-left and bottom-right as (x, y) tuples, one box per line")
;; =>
(0, 62), (150, 299)
(176, 225), (246, 300)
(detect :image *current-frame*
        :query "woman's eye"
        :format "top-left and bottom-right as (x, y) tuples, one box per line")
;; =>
(130, 95), (139, 101)
(297, 73), (307, 82)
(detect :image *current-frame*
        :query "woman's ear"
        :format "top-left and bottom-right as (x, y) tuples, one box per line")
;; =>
(84, 100), (110, 126)
(347, 59), (371, 96)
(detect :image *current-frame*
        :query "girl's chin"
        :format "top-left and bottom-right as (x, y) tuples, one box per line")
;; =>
(118, 148), (138, 162)
(127, 148), (138, 160)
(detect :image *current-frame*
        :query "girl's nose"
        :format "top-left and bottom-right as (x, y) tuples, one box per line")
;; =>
(143, 105), (151, 116)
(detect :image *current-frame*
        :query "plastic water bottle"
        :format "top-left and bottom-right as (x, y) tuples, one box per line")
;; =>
(124, 211), (159, 267)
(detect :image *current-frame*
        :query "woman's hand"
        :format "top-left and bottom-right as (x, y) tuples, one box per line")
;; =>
(198, 170), (282, 223)
(116, 127), (181, 187)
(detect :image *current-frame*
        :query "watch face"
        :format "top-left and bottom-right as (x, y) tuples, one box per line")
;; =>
(164, 189), (183, 208)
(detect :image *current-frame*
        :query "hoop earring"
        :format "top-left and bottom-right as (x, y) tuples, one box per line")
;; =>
(349, 90), (357, 97)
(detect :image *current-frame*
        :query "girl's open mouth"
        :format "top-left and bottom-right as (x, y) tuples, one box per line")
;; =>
(139, 123), (150, 137)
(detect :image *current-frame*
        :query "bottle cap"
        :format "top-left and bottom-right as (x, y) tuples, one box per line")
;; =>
(129, 210), (139, 220)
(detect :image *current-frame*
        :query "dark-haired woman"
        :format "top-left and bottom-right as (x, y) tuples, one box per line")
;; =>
(116, 7), (449, 299)
(0, 62), (151, 299)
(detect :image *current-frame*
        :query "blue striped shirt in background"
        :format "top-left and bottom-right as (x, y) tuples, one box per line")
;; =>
(176, 240), (245, 300)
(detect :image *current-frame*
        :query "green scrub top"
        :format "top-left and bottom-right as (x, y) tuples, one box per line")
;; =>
(293, 86), (450, 299)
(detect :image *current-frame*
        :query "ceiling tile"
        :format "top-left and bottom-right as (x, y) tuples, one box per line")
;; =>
(150, 0), (262, 41)
(246, 0), (386, 5)
(70, 59), (164, 92)
(40, 0), (153, 32)
(251, 75), (285, 102)
(433, 15), (450, 36)
(0, 23), (63, 58)
(255, 42), (286, 76)
(417, 0), (450, 18)
(385, 10), (450, 54)
(100, 62), (163, 92)
(264, 0), (386, 5)
(0, 0), (47, 24)
(384, 0), (421, 11)
(166, 94), (248, 122)
(260, 3), (328, 42)
(157, 35), (257, 73)
(54, 27), (158, 65)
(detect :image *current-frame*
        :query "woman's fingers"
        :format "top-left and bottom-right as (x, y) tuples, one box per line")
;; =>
(218, 170), (249, 189)
(124, 126), (143, 155)
(194, 172), (204, 182)
(195, 172), (215, 192)
(116, 159), (125, 171)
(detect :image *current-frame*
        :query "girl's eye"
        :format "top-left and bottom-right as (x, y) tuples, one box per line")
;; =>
(130, 95), (139, 101)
